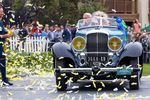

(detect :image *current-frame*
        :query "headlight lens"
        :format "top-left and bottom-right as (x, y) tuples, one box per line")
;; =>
(72, 36), (86, 51)
(108, 37), (122, 51)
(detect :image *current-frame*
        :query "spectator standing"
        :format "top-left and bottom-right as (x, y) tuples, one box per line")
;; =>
(53, 25), (63, 42)
(31, 20), (38, 36)
(133, 19), (141, 40)
(139, 30), (148, 40)
(62, 24), (72, 43)
(0, 5), (13, 85)
(47, 25), (55, 50)
(16, 25), (28, 50)
(41, 24), (49, 38)
(70, 24), (77, 39)
(11, 25), (19, 37)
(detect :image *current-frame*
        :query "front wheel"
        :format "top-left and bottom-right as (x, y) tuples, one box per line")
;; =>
(54, 58), (67, 91)
(129, 72), (140, 90)
(55, 72), (67, 91)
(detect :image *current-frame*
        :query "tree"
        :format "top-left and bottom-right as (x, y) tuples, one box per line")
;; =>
(78, 0), (106, 14)
(8, 0), (106, 25)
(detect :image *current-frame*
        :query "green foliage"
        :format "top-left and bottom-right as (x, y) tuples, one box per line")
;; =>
(143, 64), (150, 76)
(11, 0), (106, 25)
(78, 0), (106, 14)
(12, 0), (26, 10)
(6, 51), (53, 78)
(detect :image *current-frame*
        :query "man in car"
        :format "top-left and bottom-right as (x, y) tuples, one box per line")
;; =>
(78, 13), (92, 27)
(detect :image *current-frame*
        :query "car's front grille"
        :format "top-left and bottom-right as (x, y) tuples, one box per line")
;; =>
(86, 33), (108, 66)
(87, 33), (108, 52)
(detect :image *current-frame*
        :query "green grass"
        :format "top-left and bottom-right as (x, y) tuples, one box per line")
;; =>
(143, 64), (150, 76)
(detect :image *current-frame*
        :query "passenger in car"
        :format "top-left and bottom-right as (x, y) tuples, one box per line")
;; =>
(79, 13), (92, 27)
(92, 11), (109, 26)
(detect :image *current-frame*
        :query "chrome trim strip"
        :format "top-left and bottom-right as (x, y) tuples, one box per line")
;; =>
(85, 52), (110, 54)
(60, 68), (92, 73)
(86, 30), (109, 35)
(58, 68), (133, 73)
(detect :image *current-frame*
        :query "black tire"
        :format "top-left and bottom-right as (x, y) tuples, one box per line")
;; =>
(139, 54), (143, 78)
(56, 72), (67, 91)
(129, 57), (140, 90)
(55, 58), (67, 91)
(129, 72), (140, 90)
(130, 57), (143, 79)
(140, 66), (143, 78)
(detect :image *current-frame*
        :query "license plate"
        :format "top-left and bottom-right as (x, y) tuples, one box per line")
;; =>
(117, 69), (132, 76)
(87, 56), (107, 62)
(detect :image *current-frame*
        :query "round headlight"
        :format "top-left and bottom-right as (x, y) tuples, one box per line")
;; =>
(72, 36), (86, 51)
(108, 37), (122, 51)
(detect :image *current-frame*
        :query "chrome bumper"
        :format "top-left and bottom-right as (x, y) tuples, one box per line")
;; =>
(56, 67), (141, 73)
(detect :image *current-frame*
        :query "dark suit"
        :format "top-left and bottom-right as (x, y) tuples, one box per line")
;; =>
(0, 20), (8, 81)
(62, 28), (72, 42)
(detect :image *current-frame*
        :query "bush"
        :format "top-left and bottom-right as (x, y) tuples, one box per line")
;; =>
(6, 51), (53, 78)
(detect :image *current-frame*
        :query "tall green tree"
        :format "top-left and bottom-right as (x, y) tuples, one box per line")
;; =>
(11, 0), (105, 25)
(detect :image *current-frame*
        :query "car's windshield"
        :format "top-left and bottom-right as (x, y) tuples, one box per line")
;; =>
(77, 17), (118, 29)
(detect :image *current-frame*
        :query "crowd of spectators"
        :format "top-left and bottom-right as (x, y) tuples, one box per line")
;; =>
(5, 21), (77, 43)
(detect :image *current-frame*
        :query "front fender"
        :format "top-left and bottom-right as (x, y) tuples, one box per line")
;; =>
(119, 42), (143, 61)
(52, 42), (75, 61)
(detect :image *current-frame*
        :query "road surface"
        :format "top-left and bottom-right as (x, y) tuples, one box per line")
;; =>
(0, 75), (150, 100)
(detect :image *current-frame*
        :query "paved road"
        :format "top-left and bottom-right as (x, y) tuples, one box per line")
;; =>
(0, 75), (150, 100)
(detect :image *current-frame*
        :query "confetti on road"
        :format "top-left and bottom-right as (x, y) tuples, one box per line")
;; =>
(79, 95), (82, 100)
(87, 93), (93, 97)
(80, 76), (86, 80)
(58, 66), (62, 69)
(74, 90), (79, 93)
(124, 87), (129, 93)
(48, 89), (56, 94)
(113, 88), (118, 92)
(100, 93), (110, 100)
(71, 72), (79, 76)
(92, 80), (96, 88)
(100, 81), (105, 87)
(96, 70), (101, 76)
(97, 88), (102, 92)
(65, 77), (73, 85)
(131, 75), (137, 78)
(7, 91), (12, 96)
(61, 73), (66, 76)
(84, 85), (91, 88)
(59, 57), (64, 60)
(66, 90), (73, 94)
(71, 86), (79, 89)
(137, 64), (141, 67)
(71, 96), (75, 100)
(131, 82), (137, 85)
(112, 78), (118, 82)
(120, 80), (125, 85)
(69, 64), (74, 68)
